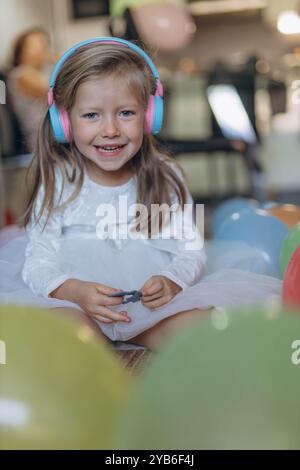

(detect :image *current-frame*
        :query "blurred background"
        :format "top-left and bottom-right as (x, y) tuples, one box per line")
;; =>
(0, 0), (300, 231)
(2, 3), (300, 450)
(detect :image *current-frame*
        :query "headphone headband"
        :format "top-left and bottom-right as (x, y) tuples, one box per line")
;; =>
(49, 37), (160, 88)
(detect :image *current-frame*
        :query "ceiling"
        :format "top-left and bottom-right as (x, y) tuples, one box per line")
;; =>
(186, 0), (300, 28)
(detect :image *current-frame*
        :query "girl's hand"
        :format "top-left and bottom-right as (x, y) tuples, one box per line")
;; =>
(51, 279), (131, 324)
(75, 281), (133, 324)
(140, 276), (182, 310)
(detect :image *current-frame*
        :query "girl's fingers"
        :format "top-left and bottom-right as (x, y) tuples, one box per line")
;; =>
(142, 289), (164, 302)
(101, 295), (124, 307)
(96, 287), (125, 306)
(96, 284), (114, 295)
(93, 305), (132, 323)
(96, 285), (123, 296)
(142, 281), (163, 296)
(90, 315), (113, 324)
(142, 296), (169, 309)
(96, 284), (123, 295)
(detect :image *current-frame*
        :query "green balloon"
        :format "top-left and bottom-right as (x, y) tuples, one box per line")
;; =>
(0, 305), (132, 449)
(113, 308), (300, 449)
(110, 0), (162, 17)
(280, 223), (300, 274)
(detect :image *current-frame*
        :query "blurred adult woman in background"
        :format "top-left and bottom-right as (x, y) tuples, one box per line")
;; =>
(8, 28), (54, 151)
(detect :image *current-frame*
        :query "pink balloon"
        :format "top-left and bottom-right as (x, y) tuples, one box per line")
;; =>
(282, 245), (300, 309)
(131, 3), (196, 52)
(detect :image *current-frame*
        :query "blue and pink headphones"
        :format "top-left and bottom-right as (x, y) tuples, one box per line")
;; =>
(48, 37), (164, 143)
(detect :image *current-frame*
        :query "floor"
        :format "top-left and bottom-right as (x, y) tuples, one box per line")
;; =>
(111, 342), (153, 375)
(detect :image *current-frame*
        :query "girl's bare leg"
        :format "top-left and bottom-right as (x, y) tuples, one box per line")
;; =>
(129, 308), (213, 351)
(50, 307), (107, 342)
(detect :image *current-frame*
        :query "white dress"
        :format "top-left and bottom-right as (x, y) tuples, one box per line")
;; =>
(0, 170), (282, 341)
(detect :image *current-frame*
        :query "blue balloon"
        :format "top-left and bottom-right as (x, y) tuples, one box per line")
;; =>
(260, 201), (278, 210)
(205, 240), (277, 276)
(214, 209), (289, 278)
(211, 197), (259, 236)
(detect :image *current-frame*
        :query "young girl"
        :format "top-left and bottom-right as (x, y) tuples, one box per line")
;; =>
(0, 38), (281, 349)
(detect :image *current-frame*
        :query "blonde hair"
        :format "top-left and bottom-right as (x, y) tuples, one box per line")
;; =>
(22, 43), (188, 232)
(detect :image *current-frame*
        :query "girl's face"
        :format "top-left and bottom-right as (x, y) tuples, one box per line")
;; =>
(70, 75), (145, 184)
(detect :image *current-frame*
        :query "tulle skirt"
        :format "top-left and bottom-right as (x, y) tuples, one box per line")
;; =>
(0, 230), (282, 341)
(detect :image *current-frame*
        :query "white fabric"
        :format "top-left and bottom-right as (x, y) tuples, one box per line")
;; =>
(21, 169), (206, 297)
(0, 169), (282, 341)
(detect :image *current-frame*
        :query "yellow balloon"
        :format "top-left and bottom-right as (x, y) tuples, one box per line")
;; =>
(0, 305), (132, 449)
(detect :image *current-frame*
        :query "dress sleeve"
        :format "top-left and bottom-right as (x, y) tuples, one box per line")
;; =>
(22, 185), (70, 298)
(156, 177), (206, 290)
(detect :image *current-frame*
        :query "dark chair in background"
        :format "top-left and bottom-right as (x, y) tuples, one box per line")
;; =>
(0, 72), (28, 158)
(0, 72), (31, 226)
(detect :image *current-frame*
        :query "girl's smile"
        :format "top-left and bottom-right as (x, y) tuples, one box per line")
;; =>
(93, 143), (127, 158)
(70, 76), (145, 185)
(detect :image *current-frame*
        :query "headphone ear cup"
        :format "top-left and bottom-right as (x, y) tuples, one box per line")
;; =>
(49, 104), (66, 143)
(49, 105), (72, 143)
(152, 95), (163, 135)
(60, 108), (72, 143)
(144, 95), (154, 135)
(144, 94), (163, 135)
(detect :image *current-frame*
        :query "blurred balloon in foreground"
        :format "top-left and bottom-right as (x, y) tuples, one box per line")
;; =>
(260, 201), (278, 210)
(131, 3), (196, 51)
(211, 197), (259, 236)
(214, 209), (288, 278)
(282, 245), (300, 309)
(267, 204), (300, 228)
(113, 308), (300, 449)
(280, 223), (300, 274)
(0, 306), (131, 449)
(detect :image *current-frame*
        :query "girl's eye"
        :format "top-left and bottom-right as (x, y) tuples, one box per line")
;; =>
(120, 110), (135, 117)
(83, 112), (98, 119)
